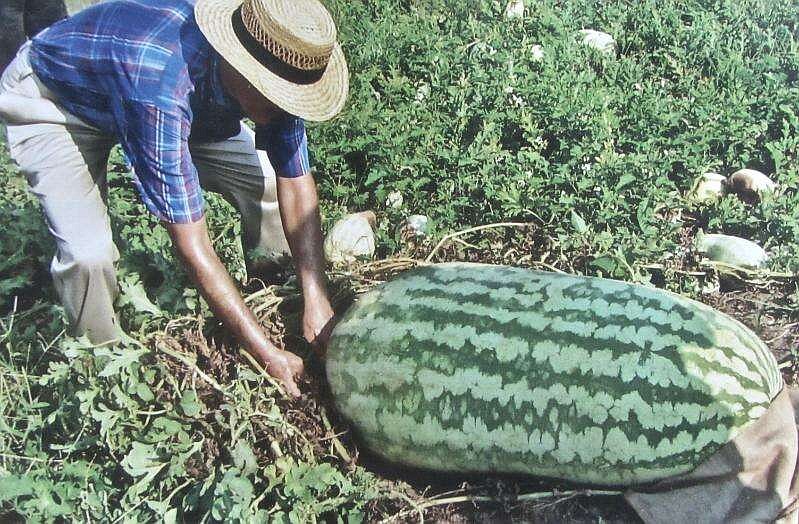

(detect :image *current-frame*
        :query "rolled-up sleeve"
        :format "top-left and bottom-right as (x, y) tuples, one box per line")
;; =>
(120, 101), (204, 223)
(254, 116), (310, 178)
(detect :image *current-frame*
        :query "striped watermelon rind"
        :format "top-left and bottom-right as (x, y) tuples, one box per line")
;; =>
(326, 263), (782, 485)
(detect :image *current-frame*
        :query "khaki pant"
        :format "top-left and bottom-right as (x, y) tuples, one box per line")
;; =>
(0, 42), (290, 343)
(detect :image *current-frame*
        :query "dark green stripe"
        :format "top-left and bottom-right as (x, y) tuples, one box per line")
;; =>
(334, 292), (770, 396)
(336, 366), (760, 440)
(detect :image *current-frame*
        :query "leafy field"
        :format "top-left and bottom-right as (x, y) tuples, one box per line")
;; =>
(2, 0), (799, 521)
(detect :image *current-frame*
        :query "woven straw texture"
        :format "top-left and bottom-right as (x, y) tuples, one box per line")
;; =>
(195, 0), (348, 122)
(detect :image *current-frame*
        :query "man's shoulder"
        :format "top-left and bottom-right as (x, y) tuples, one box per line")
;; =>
(35, 0), (206, 61)
(33, 0), (212, 112)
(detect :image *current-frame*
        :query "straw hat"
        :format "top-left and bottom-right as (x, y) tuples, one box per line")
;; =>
(195, 0), (349, 122)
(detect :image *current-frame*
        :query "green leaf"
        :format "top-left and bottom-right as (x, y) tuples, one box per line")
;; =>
(122, 442), (162, 477)
(591, 255), (617, 275)
(179, 390), (202, 418)
(122, 443), (167, 498)
(0, 475), (36, 501)
(363, 169), (384, 187)
(98, 346), (147, 377)
(615, 173), (636, 191)
(232, 441), (258, 476)
(163, 508), (178, 524)
(118, 274), (164, 316)
(136, 383), (155, 402)
(346, 511), (365, 524)
(570, 210), (589, 234)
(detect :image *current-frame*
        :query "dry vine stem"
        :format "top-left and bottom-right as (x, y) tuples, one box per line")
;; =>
(699, 260), (796, 282)
(347, 257), (421, 282)
(768, 322), (799, 344)
(380, 489), (622, 523)
(237, 347), (293, 399)
(320, 407), (354, 465)
(425, 222), (534, 262)
(156, 342), (234, 398)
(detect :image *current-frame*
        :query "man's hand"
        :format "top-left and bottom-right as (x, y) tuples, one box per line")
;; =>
(303, 298), (335, 351)
(166, 217), (304, 397)
(276, 174), (337, 351)
(257, 346), (304, 397)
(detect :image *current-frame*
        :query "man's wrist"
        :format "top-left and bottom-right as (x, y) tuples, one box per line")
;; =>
(299, 272), (328, 300)
(304, 287), (331, 310)
(252, 339), (281, 359)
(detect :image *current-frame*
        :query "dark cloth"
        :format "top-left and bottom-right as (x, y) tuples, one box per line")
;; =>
(0, 0), (67, 73)
(24, 0), (68, 36)
(626, 387), (799, 524)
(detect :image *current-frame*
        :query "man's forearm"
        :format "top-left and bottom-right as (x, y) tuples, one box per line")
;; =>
(168, 219), (270, 351)
(276, 174), (328, 301)
(276, 173), (336, 348)
(165, 217), (303, 395)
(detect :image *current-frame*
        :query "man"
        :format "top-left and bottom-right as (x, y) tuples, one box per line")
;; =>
(0, 0), (350, 397)
(0, 0), (68, 73)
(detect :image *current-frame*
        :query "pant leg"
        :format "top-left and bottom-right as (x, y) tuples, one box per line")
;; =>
(190, 123), (292, 275)
(0, 44), (120, 343)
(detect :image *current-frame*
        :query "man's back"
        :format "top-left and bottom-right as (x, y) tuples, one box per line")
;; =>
(27, 0), (252, 225)
(30, 0), (240, 142)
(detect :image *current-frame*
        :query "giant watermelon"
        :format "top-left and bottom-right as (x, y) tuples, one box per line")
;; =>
(326, 263), (782, 485)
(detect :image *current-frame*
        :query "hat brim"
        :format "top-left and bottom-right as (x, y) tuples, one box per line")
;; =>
(195, 0), (349, 122)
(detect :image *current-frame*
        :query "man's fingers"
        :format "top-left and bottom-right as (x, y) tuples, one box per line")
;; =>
(285, 353), (305, 398)
(259, 350), (304, 398)
(290, 357), (305, 378)
(283, 376), (301, 398)
(276, 365), (302, 397)
(306, 316), (336, 349)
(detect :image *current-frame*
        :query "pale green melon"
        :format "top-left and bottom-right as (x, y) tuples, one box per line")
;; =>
(326, 263), (782, 485)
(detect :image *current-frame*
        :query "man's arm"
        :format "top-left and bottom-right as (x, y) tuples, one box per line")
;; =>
(165, 218), (304, 397)
(276, 173), (335, 350)
(119, 100), (304, 396)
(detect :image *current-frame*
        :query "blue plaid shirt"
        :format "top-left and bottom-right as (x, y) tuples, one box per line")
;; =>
(29, 0), (310, 223)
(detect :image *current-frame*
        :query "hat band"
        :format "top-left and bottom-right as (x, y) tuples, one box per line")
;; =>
(240, 2), (331, 71)
(232, 6), (326, 85)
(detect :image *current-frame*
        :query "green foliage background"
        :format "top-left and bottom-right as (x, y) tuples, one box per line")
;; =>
(2, 0), (798, 521)
(315, 0), (799, 272)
